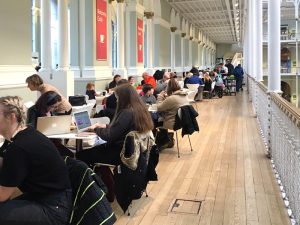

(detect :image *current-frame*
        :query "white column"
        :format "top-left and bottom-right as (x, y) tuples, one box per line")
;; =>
(204, 46), (207, 68)
(295, 1), (299, 107)
(243, 25), (248, 73)
(145, 12), (154, 71)
(248, 0), (253, 76)
(58, 0), (69, 70)
(170, 27), (177, 71)
(252, 0), (258, 79)
(116, 0), (125, 74)
(40, 0), (52, 71)
(209, 48), (211, 67)
(202, 45), (205, 69)
(268, 0), (281, 92)
(210, 48), (212, 67)
(256, 0), (263, 81)
(198, 42), (201, 68)
(189, 37), (193, 67)
(51, 0), (74, 98)
(79, 0), (85, 76)
(181, 33), (186, 72)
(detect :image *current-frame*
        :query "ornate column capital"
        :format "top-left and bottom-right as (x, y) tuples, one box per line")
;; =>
(170, 27), (177, 32)
(198, 41), (201, 44)
(181, 33), (186, 38)
(190, 37), (193, 41)
(144, 11), (154, 19)
(116, 0), (124, 3)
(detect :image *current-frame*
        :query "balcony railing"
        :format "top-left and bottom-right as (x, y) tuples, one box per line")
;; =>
(247, 75), (300, 224)
(263, 33), (299, 42)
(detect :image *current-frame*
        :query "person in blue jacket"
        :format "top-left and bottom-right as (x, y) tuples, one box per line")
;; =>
(233, 64), (244, 92)
(186, 67), (204, 100)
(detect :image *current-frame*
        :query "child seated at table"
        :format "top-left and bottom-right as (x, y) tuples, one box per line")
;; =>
(140, 84), (156, 105)
(86, 82), (100, 100)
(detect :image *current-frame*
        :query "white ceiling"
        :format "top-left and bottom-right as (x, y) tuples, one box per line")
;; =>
(167, 0), (245, 44)
(167, 0), (299, 44)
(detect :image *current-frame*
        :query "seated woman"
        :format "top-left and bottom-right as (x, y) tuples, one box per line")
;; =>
(107, 74), (121, 91)
(128, 76), (135, 86)
(77, 83), (153, 166)
(26, 74), (72, 115)
(94, 79), (129, 120)
(27, 91), (63, 128)
(27, 91), (73, 157)
(86, 82), (100, 100)
(156, 78), (189, 150)
(204, 72), (213, 92)
(0, 96), (72, 225)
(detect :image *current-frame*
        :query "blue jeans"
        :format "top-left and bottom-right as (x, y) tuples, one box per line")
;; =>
(0, 189), (72, 225)
(236, 77), (243, 91)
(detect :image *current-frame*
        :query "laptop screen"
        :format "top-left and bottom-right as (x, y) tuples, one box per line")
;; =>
(73, 111), (91, 131)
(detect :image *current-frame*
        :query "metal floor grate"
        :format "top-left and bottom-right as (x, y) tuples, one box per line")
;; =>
(169, 198), (202, 215)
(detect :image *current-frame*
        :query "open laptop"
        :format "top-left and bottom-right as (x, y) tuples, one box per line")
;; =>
(37, 115), (72, 136)
(73, 110), (92, 133)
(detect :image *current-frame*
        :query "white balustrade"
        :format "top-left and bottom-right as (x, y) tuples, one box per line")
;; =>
(247, 74), (300, 224)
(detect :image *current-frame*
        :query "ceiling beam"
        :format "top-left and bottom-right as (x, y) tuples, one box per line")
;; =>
(183, 9), (233, 15)
(170, 0), (212, 3)
(224, 0), (236, 41)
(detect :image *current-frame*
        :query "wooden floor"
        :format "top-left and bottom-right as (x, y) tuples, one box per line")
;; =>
(112, 91), (290, 225)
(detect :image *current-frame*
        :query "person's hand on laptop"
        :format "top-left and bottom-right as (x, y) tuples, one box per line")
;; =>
(87, 123), (106, 131)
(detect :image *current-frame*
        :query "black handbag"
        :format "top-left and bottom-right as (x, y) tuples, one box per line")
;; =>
(69, 95), (86, 106)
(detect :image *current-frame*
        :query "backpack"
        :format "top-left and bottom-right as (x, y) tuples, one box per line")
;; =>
(215, 74), (223, 86)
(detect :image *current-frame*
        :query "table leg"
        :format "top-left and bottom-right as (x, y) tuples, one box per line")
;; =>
(76, 139), (83, 152)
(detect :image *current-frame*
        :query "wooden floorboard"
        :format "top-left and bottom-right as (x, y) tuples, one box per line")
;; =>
(112, 92), (290, 225)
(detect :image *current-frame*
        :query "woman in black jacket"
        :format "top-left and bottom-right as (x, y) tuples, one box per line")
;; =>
(0, 96), (72, 225)
(77, 83), (154, 165)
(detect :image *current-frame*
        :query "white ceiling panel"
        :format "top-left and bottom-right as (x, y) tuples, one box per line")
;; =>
(167, 0), (298, 44)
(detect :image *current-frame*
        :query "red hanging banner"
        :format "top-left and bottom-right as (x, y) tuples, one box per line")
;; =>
(96, 0), (107, 61)
(137, 18), (143, 63)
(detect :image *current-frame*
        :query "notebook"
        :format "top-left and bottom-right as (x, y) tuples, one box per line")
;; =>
(73, 110), (92, 133)
(37, 115), (72, 136)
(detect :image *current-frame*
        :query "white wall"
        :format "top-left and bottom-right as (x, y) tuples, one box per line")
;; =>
(216, 43), (242, 60)
(0, 0), (32, 65)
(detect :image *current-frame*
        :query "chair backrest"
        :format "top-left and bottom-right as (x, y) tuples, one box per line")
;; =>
(95, 104), (104, 113)
(211, 81), (216, 90)
(187, 90), (197, 102)
(24, 101), (34, 109)
(90, 117), (110, 125)
(72, 103), (94, 117)
(174, 105), (199, 134)
(64, 156), (116, 225)
(86, 99), (96, 105)
(186, 83), (200, 91)
(178, 80), (184, 89)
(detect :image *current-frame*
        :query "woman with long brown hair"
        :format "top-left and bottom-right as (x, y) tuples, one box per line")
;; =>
(77, 83), (153, 165)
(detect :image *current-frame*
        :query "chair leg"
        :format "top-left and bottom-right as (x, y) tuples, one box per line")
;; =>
(127, 203), (132, 216)
(175, 131), (180, 158)
(194, 102), (199, 112)
(188, 135), (193, 151)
